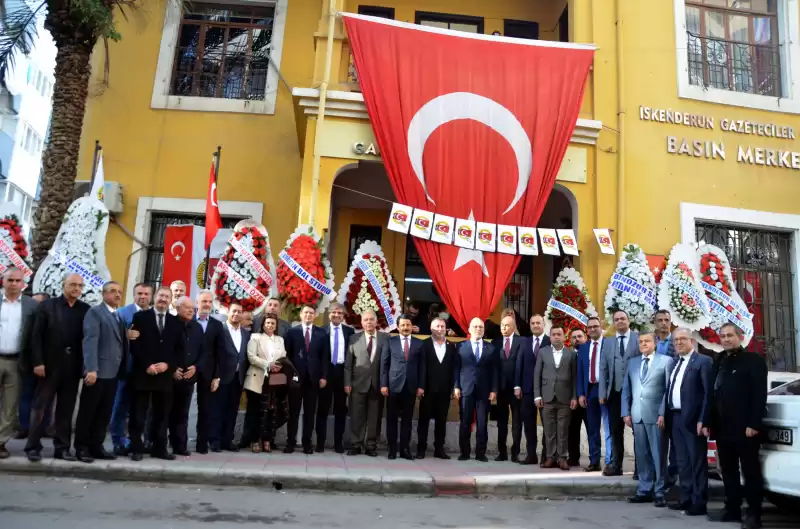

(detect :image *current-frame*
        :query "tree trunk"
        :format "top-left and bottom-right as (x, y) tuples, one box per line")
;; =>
(29, 29), (94, 270)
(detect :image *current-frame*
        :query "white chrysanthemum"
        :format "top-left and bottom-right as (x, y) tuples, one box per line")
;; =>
(604, 243), (657, 331)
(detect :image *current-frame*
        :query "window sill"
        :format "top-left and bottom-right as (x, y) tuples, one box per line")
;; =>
(150, 94), (276, 115)
(678, 82), (800, 115)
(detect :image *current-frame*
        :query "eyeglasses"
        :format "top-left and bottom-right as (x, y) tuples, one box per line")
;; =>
(673, 337), (691, 342)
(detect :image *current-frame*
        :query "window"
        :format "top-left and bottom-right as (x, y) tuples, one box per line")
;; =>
(18, 123), (43, 158)
(347, 224), (382, 264)
(357, 5), (395, 19)
(416, 12), (484, 34)
(504, 20), (539, 40)
(769, 377), (800, 395)
(695, 222), (796, 371)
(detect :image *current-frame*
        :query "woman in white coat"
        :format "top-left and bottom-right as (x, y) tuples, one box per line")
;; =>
(242, 313), (286, 453)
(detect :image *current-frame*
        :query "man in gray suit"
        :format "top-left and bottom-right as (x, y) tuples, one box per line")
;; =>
(0, 267), (37, 459)
(74, 281), (128, 463)
(600, 309), (640, 476)
(252, 297), (290, 337)
(623, 332), (675, 507)
(345, 310), (388, 457)
(534, 326), (577, 470)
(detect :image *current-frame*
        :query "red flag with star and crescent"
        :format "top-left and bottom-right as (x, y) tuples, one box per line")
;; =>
(204, 160), (222, 251)
(344, 14), (594, 331)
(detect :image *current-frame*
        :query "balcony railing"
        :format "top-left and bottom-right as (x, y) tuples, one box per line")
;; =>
(687, 32), (781, 97)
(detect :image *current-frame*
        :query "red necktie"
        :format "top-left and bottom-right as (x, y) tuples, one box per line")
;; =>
(504, 337), (511, 359)
(304, 326), (311, 352)
(533, 337), (540, 356)
(590, 341), (598, 384)
(368, 335), (374, 359)
(403, 338), (409, 360)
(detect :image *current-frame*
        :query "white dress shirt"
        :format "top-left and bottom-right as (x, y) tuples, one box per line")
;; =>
(471, 340), (483, 360)
(669, 352), (692, 410)
(552, 347), (564, 368)
(104, 303), (117, 314)
(330, 324), (346, 365)
(169, 306), (178, 316)
(616, 330), (631, 353)
(261, 334), (283, 366)
(228, 323), (243, 353)
(433, 339), (447, 363)
(0, 294), (23, 354)
(589, 337), (603, 383)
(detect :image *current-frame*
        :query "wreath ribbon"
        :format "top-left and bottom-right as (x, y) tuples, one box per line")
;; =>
(547, 298), (588, 326)
(357, 258), (396, 329)
(217, 260), (266, 304)
(48, 250), (105, 288)
(278, 250), (333, 296)
(700, 280), (752, 323)
(0, 239), (32, 278)
(229, 236), (273, 288)
(610, 272), (656, 309)
(708, 297), (754, 338)
(663, 270), (710, 315)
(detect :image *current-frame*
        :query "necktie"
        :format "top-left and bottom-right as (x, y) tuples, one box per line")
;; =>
(668, 356), (685, 409)
(403, 337), (409, 361)
(641, 356), (650, 381)
(474, 341), (481, 361)
(590, 341), (598, 384)
(504, 337), (510, 359)
(368, 335), (374, 361)
(618, 335), (626, 356)
(333, 326), (339, 364)
(533, 337), (540, 357)
(304, 326), (311, 353)
(157, 313), (164, 333)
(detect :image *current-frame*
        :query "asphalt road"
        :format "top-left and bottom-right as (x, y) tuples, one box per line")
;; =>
(1, 474), (798, 529)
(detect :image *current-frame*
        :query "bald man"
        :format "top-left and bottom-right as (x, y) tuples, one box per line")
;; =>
(454, 318), (498, 462)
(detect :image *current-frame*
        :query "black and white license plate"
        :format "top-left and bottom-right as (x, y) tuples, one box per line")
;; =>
(767, 428), (793, 446)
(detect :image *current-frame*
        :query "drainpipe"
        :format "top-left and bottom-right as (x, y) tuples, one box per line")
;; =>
(308, 0), (337, 227)
(615, 0), (626, 248)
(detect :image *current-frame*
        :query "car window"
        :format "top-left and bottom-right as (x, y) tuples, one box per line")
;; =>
(769, 379), (800, 396)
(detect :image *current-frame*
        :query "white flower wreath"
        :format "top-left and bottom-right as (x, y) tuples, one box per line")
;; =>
(337, 240), (401, 332)
(657, 242), (711, 332)
(603, 243), (658, 331)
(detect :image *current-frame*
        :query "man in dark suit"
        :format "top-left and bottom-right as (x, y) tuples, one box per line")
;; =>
(707, 323), (767, 529)
(576, 316), (611, 472)
(667, 327), (713, 516)
(169, 296), (206, 456)
(515, 314), (549, 465)
(381, 314), (424, 460)
(129, 286), (183, 461)
(74, 281), (128, 463)
(496, 315), (524, 462)
(194, 289), (224, 454)
(568, 327), (588, 466)
(345, 310), (387, 456)
(316, 302), (354, 453)
(25, 273), (90, 462)
(210, 301), (250, 452)
(454, 317), (498, 462)
(284, 304), (329, 454)
(417, 317), (456, 459)
(534, 326), (578, 470)
(252, 297), (290, 338)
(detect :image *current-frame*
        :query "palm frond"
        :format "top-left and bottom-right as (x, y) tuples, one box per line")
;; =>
(0, 0), (46, 84)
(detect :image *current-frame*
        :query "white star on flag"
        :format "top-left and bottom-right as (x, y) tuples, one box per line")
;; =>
(453, 211), (489, 277)
(653, 267), (660, 274)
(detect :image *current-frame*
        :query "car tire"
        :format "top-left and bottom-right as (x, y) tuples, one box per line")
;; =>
(765, 492), (800, 514)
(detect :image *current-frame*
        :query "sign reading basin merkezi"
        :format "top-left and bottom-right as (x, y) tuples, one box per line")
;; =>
(638, 104), (800, 171)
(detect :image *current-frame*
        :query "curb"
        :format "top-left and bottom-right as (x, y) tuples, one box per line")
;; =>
(0, 459), (724, 499)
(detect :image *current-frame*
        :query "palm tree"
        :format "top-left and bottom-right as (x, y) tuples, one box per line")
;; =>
(0, 0), (140, 270)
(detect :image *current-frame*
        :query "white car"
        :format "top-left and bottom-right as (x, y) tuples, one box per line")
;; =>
(761, 376), (800, 511)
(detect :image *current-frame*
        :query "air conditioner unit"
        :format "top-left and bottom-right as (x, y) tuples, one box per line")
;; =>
(72, 180), (124, 214)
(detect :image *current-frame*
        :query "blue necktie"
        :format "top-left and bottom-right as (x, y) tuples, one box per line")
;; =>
(474, 341), (481, 361)
(333, 326), (339, 364)
(641, 357), (649, 381)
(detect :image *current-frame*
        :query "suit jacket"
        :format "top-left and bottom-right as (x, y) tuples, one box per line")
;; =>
(496, 334), (524, 392)
(130, 309), (184, 392)
(534, 346), (577, 404)
(218, 322), (251, 386)
(284, 324), (330, 384)
(421, 337), (457, 394)
(252, 314), (290, 338)
(622, 354), (675, 424)
(244, 333), (286, 393)
(514, 336), (540, 394)
(454, 340), (498, 399)
(668, 351), (713, 429)
(381, 335), (425, 394)
(28, 296), (90, 378)
(344, 331), (388, 394)
(196, 315), (224, 381)
(1, 294), (38, 370)
(83, 304), (128, 380)
(175, 319), (205, 385)
(326, 323), (355, 369)
(599, 331), (640, 398)
(576, 338), (614, 398)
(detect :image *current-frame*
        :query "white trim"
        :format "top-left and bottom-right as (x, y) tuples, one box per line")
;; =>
(292, 87), (603, 146)
(341, 13), (597, 50)
(680, 202), (800, 367)
(673, 0), (800, 114)
(150, 0), (288, 115)
(125, 197), (263, 304)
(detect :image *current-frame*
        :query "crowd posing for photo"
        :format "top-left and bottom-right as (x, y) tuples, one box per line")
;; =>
(0, 266), (767, 529)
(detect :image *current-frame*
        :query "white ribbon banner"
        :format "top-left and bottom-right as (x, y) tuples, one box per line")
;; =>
(48, 250), (106, 289)
(708, 297), (754, 339)
(663, 271), (709, 314)
(357, 258), (395, 328)
(610, 273), (657, 309)
(217, 260), (266, 304)
(547, 298), (588, 326)
(0, 239), (32, 278)
(229, 236), (273, 288)
(278, 250), (333, 297)
(700, 281), (752, 323)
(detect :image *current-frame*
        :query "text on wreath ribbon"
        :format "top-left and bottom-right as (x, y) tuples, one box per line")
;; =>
(278, 250), (333, 297)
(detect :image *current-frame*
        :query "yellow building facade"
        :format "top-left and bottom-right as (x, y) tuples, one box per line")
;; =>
(79, 0), (800, 370)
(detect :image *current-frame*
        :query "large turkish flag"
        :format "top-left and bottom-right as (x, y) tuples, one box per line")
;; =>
(344, 14), (594, 331)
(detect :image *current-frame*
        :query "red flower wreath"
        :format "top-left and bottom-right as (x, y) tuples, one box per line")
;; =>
(212, 225), (273, 313)
(695, 245), (751, 350)
(0, 214), (30, 287)
(544, 267), (596, 348)
(276, 227), (333, 318)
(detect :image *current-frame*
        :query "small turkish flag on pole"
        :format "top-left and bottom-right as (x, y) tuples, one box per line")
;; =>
(205, 152), (222, 250)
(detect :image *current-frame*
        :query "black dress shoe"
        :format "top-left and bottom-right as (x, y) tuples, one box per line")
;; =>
(92, 448), (117, 460)
(143, 441), (153, 452)
(416, 451), (426, 460)
(211, 445), (222, 453)
(434, 450), (451, 460)
(131, 453), (144, 462)
(584, 463), (601, 472)
(14, 430), (28, 440)
(458, 454), (470, 461)
(685, 504), (707, 516)
(669, 501), (691, 511)
(627, 494), (653, 504)
(475, 454), (489, 462)
(113, 445), (129, 457)
(400, 450), (413, 461)
(654, 498), (667, 508)
(632, 473), (639, 481)
(283, 445), (295, 454)
(174, 449), (191, 457)
(303, 446), (314, 455)
(365, 449), (378, 457)
(495, 453), (508, 462)
(315, 444), (324, 453)
(511, 454), (519, 463)
(567, 458), (580, 467)
(388, 452), (397, 460)
(602, 466), (623, 476)
(196, 443), (208, 454)
(741, 514), (762, 529)
(707, 508), (742, 522)
(76, 450), (94, 464)
(519, 456), (538, 465)
(347, 448), (361, 456)
(335, 445), (345, 454)
(223, 445), (239, 453)
(26, 450), (42, 462)
(153, 451), (176, 461)
(54, 450), (77, 462)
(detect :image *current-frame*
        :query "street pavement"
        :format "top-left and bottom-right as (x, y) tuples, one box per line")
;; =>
(1, 474), (797, 529)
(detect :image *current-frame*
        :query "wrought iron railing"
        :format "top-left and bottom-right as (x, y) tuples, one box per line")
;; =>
(687, 32), (781, 97)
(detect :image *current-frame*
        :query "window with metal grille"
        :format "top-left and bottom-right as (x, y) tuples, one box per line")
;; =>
(143, 213), (242, 291)
(695, 222), (796, 371)
(170, 2), (274, 100)
(685, 0), (781, 97)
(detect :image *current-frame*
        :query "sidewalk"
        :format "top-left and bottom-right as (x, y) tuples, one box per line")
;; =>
(0, 440), (723, 499)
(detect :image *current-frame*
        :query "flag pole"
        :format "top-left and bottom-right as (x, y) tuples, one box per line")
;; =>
(89, 140), (101, 188)
(203, 147), (221, 288)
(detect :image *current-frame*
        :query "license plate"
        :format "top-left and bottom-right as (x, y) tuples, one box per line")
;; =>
(767, 428), (793, 446)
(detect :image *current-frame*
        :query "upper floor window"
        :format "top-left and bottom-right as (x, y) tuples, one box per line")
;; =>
(686, 0), (780, 97)
(19, 123), (43, 158)
(416, 12), (484, 34)
(170, 2), (274, 101)
(27, 66), (53, 99)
